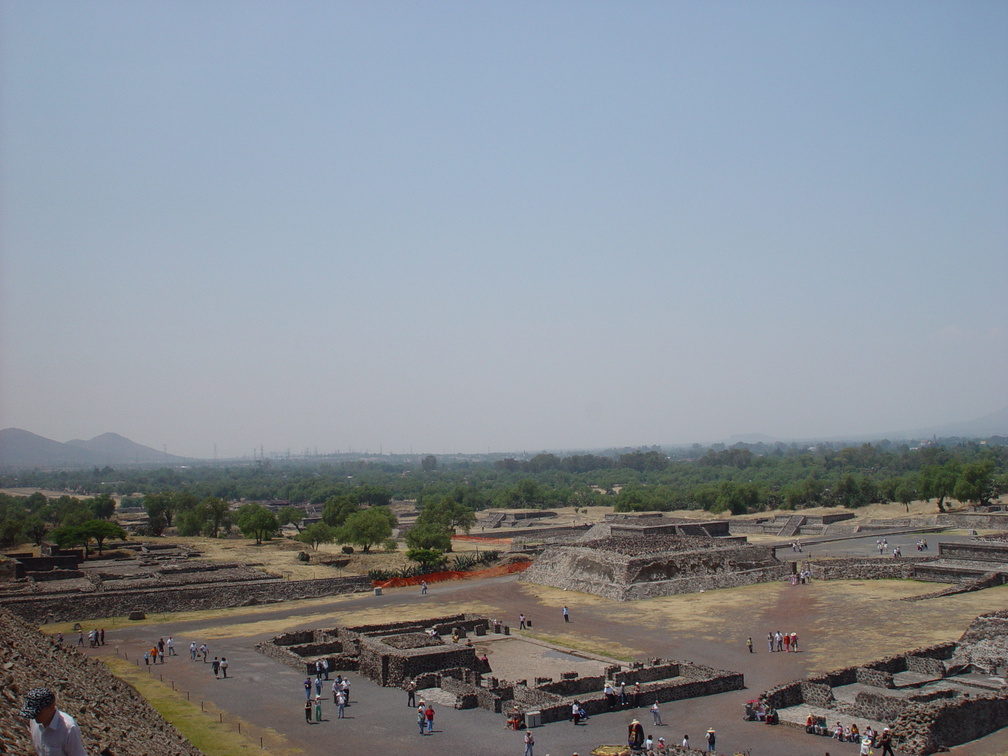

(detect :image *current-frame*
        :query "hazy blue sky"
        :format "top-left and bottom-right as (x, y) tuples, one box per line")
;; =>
(2, 2), (1006, 458)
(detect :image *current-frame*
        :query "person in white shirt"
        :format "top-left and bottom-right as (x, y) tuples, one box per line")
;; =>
(20, 687), (87, 756)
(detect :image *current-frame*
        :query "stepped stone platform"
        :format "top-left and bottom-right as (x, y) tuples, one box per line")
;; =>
(756, 610), (1008, 755)
(521, 531), (790, 601)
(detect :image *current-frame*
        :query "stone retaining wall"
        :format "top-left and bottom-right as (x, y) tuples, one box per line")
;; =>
(809, 557), (928, 581)
(3, 575), (371, 623)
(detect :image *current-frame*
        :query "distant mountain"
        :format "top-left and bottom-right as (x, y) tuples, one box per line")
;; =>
(0, 429), (188, 469)
(905, 406), (1008, 441)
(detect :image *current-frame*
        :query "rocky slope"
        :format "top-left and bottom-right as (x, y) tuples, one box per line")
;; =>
(0, 608), (202, 755)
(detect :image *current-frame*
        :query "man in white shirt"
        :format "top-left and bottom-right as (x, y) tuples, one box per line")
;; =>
(20, 687), (87, 756)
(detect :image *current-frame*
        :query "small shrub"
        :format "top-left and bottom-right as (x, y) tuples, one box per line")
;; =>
(341, 545), (354, 555)
(383, 538), (398, 552)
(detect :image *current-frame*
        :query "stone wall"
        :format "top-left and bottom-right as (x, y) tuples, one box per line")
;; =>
(2, 575), (371, 623)
(522, 535), (790, 601)
(808, 557), (927, 581)
(938, 541), (1008, 563)
(893, 694), (1008, 755)
(0, 608), (201, 756)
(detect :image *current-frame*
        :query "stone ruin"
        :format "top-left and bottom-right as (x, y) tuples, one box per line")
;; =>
(256, 613), (745, 726)
(757, 610), (1008, 755)
(257, 613), (490, 688)
(521, 527), (790, 600)
(0, 540), (371, 623)
(0, 607), (202, 755)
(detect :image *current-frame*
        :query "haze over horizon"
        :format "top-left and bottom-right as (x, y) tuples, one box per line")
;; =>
(2, 3), (1006, 459)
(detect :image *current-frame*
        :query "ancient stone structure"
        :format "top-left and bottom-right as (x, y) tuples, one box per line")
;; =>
(0, 607), (202, 755)
(257, 613), (745, 723)
(757, 611), (1008, 755)
(521, 531), (789, 600)
(258, 614), (489, 687)
(0, 541), (370, 623)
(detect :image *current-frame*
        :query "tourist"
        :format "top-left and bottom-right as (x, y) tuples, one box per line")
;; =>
(767, 632), (774, 652)
(656, 736), (666, 754)
(563, 605), (570, 623)
(304, 677), (312, 701)
(791, 632), (798, 652)
(879, 727), (894, 756)
(340, 676), (350, 706)
(604, 681), (616, 708)
(220, 657), (228, 678)
(158, 638), (165, 659)
(747, 637), (753, 653)
(100, 628), (105, 646)
(705, 727), (716, 752)
(418, 705), (427, 735)
(651, 700), (663, 726)
(832, 722), (843, 740)
(314, 675), (322, 696)
(150, 645), (158, 665)
(628, 719), (645, 751)
(406, 678), (416, 707)
(166, 635), (174, 655)
(425, 703), (435, 733)
(682, 734), (690, 749)
(572, 700), (581, 725)
(190, 641), (197, 661)
(645, 734), (653, 753)
(633, 681), (642, 707)
(20, 687), (86, 756)
(323, 657), (330, 680)
(620, 681), (627, 706)
(776, 631), (784, 652)
(783, 633), (790, 652)
(860, 735), (872, 756)
(421, 580), (428, 595)
(304, 699), (312, 724)
(315, 693), (323, 722)
(211, 656), (220, 678)
(76, 631), (83, 647)
(56, 631), (63, 646)
(519, 613), (526, 629)
(524, 729), (535, 756)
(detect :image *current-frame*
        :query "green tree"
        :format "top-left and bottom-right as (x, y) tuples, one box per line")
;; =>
(144, 492), (176, 528)
(417, 496), (475, 534)
(23, 515), (48, 546)
(894, 479), (916, 513)
(278, 506), (305, 532)
(81, 519), (127, 556)
(404, 522), (452, 552)
(297, 522), (336, 551)
(322, 496), (360, 528)
(406, 547), (446, 571)
(918, 462), (960, 513)
(954, 460), (996, 509)
(203, 497), (232, 538)
(339, 507), (395, 553)
(235, 503), (279, 545)
(89, 493), (116, 520)
(421, 455), (438, 472)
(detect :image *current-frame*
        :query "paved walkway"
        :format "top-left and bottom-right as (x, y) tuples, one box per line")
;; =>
(83, 572), (1008, 756)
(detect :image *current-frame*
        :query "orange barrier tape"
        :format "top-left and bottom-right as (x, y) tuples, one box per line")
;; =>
(373, 559), (531, 589)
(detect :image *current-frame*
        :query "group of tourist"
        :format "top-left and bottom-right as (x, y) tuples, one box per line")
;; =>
(808, 716), (895, 756)
(189, 640), (210, 662)
(767, 630), (799, 652)
(417, 700), (436, 734)
(789, 568), (813, 585)
(301, 673), (352, 722)
(625, 718), (714, 755)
